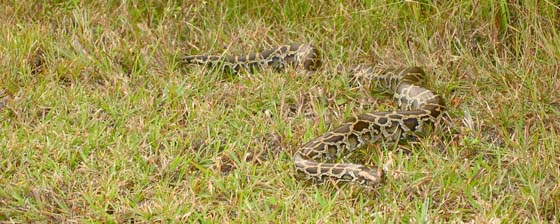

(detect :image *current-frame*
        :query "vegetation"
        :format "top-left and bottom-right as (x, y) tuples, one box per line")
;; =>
(1, 0), (559, 222)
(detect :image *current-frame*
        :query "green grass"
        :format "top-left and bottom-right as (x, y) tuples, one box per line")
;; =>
(1, 0), (559, 223)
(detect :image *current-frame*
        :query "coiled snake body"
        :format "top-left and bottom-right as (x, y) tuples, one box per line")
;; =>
(183, 43), (445, 186)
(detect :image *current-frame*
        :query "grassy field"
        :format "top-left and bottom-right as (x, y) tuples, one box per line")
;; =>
(1, 0), (559, 223)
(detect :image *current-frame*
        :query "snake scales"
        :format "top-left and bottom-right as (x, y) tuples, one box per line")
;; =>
(183, 43), (445, 186)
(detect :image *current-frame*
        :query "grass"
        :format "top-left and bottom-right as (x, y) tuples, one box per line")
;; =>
(1, 0), (559, 223)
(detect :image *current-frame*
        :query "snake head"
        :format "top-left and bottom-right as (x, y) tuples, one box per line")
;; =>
(356, 167), (385, 186)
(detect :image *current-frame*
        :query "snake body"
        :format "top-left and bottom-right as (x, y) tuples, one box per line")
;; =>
(183, 43), (445, 186)
(183, 44), (321, 74)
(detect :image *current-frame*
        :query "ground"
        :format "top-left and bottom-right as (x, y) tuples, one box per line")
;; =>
(1, 1), (559, 223)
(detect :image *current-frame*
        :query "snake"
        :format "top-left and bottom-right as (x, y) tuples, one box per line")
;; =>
(182, 43), (446, 186)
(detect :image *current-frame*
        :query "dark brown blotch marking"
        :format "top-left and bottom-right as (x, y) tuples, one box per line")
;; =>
(341, 173), (354, 181)
(327, 145), (338, 156)
(323, 134), (344, 143)
(402, 117), (420, 130)
(329, 167), (346, 176)
(278, 45), (289, 53)
(305, 167), (318, 174)
(353, 120), (370, 132)
(347, 133), (359, 147)
(246, 54), (256, 61)
(370, 123), (381, 133)
(332, 124), (352, 134)
(305, 150), (319, 159)
(377, 117), (388, 125)
(361, 133), (371, 142)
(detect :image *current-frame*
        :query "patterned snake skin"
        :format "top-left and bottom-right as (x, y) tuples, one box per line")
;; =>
(183, 44), (321, 74)
(182, 43), (445, 186)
